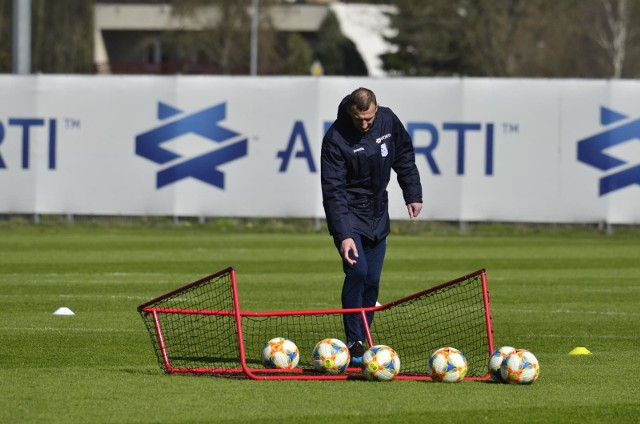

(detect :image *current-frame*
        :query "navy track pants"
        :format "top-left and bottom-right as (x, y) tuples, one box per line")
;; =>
(336, 233), (387, 344)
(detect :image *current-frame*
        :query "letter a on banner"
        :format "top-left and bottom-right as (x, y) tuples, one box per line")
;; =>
(277, 121), (317, 173)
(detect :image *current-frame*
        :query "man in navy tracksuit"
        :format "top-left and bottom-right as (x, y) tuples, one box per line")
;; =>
(320, 87), (423, 364)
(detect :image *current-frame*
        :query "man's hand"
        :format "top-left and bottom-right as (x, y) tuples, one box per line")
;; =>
(407, 202), (423, 218)
(340, 238), (358, 265)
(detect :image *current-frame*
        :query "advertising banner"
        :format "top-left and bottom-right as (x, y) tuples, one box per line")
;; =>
(0, 76), (638, 224)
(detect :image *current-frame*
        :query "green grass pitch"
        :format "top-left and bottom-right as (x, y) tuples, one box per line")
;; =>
(0, 221), (639, 423)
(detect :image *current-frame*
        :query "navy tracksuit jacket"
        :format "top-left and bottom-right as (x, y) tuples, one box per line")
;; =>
(321, 96), (422, 243)
(320, 95), (422, 345)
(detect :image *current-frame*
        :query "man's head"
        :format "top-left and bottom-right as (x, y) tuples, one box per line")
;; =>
(346, 87), (378, 133)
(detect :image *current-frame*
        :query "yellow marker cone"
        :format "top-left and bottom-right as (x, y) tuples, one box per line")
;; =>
(569, 347), (592, 355)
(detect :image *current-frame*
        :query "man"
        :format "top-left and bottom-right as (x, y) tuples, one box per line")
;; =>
(320, 87), (423, 364)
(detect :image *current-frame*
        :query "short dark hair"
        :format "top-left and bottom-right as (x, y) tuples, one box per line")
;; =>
(347, 87), (377, 112)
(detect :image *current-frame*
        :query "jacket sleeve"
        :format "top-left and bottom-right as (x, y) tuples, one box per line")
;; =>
(391, 112), (423, 205)
(320, 133), (352, 242)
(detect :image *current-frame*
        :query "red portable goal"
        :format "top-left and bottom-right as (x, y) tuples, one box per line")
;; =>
(138, 267), (494, 380)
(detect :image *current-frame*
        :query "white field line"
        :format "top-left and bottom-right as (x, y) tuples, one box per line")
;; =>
(502, 309), (640, 316)
(1, 294), (150, 301)
(57, 294), (150, 300)
(4, 272), (171, 277)
(0, 327), (143, 333)
(521, 333), (640, 340)
(5, 281), (176, 286)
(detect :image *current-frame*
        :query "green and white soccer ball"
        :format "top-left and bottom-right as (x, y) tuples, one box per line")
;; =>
(312, 338), (350, 374)
(500, 349), (540, 384)
(261, 337), (299, 369)
(362, 345), (401, 381)
(488, 346), (516, 382)
(428, 346), (468, 383)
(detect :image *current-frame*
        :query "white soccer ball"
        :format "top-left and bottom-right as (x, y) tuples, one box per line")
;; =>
(312, 338), (350, 374)
(362, 345), (401, 381)
(500, 349), (540, 384)
(261, 337), (299, 369)
(428, 347), (468, 383)
(488, 346), (516, 382)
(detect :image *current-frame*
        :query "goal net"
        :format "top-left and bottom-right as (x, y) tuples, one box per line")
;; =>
(138, 267), (494, 380)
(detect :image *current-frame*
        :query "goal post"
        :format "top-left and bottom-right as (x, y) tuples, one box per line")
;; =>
(138, 267), (494, 380)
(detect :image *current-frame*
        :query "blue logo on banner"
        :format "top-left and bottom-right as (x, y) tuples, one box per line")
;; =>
(577, 106), (640, 195)
(135, 102), (247, 189)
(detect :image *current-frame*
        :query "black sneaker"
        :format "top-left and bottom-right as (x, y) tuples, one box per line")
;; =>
(349, 341), (364, 366)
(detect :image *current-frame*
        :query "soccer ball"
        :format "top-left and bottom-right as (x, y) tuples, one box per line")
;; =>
(488, 346), (516, 382)
(362, 345), (401, 381)
(428, 347), (468, 383)
(312, 338), (350, 374)
(261, 337), (299, 369)
(500, 349), (540, 384)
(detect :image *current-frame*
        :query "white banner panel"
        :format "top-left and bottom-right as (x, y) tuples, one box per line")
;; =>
(0, 76), (638, 224)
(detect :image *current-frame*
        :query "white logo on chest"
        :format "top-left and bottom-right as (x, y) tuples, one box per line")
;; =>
(376, 133), (391, 144)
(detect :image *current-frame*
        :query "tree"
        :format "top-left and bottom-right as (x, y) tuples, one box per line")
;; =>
(31, 0), (94, 73)
(381, 0), (640, 78)
(286, 32), (313, 75)
(0, 0), (94, 74)
(169, 0), (289, 75)
(170, 0), (254, 74)
(381, 0), (577, 77)
(587, 0), (638, 78)
(381, 0), (466, 76)
(314, 9), (367, 76)
(0, 0), (11, 72)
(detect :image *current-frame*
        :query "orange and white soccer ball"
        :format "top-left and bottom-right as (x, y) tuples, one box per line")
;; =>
(500, 349), (540, 384)
(261, 337), (299, 369)
(362, 345), (401, 381)
(428, 347), (468, 382)
(488, 346), (516, 382)
(312, 338), (350, 374)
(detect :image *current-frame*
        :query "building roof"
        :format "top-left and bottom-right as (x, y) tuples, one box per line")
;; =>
(95, 3), (328, 32)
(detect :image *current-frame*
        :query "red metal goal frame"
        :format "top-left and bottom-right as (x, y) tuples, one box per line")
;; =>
(139, 267), (494, 380)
